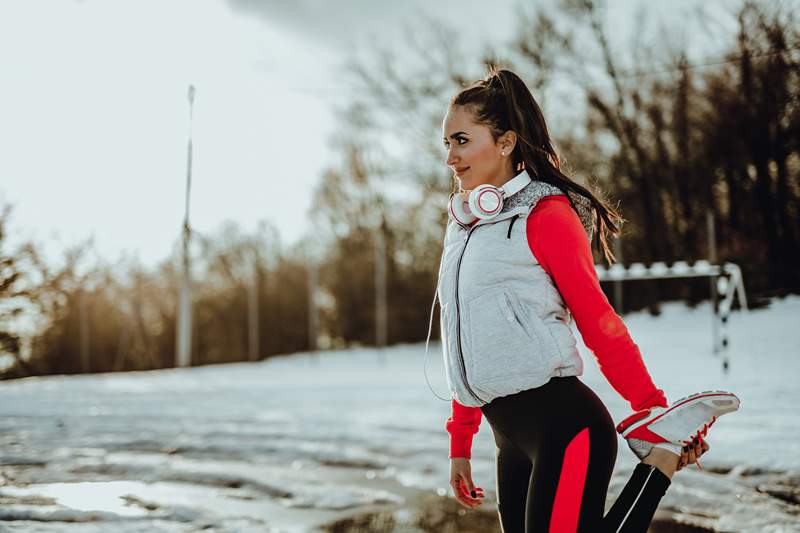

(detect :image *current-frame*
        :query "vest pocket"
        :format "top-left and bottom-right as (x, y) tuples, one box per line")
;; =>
(463, 287), (545, 391)
(509, 293), (558, 353)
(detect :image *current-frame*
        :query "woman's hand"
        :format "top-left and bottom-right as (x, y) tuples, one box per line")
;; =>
(676, 435), (710, 471)
(450, 457), (485, 508)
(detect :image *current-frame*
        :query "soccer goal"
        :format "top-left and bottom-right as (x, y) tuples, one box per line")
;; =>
(595, 260), (747, 372)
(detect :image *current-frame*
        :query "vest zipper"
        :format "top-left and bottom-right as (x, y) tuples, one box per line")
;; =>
(455, 224), (486, 405)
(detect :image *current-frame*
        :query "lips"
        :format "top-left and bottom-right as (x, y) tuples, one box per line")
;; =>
(455, 167), (470, 176)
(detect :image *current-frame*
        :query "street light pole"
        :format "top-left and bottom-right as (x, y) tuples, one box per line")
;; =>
(175, 84), (195, 368)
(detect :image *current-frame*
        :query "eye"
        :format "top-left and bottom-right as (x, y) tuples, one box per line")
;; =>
(443, 138), (467, 148)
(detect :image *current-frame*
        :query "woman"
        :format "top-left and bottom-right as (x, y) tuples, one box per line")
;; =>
(434, 68), (739, 532)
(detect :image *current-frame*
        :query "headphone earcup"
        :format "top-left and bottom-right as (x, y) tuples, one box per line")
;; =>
(448, 191), (476, 225)
(468, 184), (504, 220)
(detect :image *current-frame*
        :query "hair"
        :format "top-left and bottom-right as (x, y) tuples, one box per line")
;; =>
(450, 67), (623, 264)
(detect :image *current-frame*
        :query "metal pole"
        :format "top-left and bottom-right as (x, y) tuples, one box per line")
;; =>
(79, 288), (90, 373)
(176, 84), (195, 368)
(307, 244), (319, 355)
(374, 216), (388, 360)
(707, 211), (719, 356)
(248, 234), (260, 362)
(613, 236), (624, 314)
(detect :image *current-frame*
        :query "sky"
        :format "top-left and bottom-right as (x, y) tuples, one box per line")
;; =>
(0, 0), (749, 269)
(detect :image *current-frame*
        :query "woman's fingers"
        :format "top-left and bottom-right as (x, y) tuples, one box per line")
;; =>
(696, 440), (710, 460)
(450, 459), (484, 508)
(456, 483), (475, 507)
(677, 438), (711, 471)
(452, 478), (468, 507)
(452, 477), (484, 508)
(679, 438), (711, 467)
(459, 483), (477, 506)
(689, 435), (708, 460)
(451, 479), (468, 507)
(464, 476), (484, 499)
(459, 479), (484, 506)
(449, 458), (485, 508)
(678, 448), (690, 470)
(687, 447), (697, 464)
(681, 443), (697, 465)
(696, 435), (709, 454)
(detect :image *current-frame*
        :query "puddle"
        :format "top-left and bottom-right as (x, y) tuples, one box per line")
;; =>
(2, 480), (154, 517)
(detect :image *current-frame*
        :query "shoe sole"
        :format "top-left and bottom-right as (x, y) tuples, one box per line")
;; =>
(617, 390), (740, 438)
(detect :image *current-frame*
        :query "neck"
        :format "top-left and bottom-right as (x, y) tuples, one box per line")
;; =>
(488, 161), (518, 189)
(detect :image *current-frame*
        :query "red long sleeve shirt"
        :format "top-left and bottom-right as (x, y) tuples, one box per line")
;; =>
(445, 196), (668, 459)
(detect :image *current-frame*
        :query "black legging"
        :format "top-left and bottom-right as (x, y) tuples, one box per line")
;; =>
(479, 376), (671, 533)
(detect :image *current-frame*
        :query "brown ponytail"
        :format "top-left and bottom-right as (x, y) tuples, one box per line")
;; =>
(450, 67), (623, 264)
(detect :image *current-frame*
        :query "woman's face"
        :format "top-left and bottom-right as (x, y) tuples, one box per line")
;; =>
(442, 105), (511, 191)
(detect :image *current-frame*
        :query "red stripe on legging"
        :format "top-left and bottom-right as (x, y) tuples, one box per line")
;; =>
(549, 427), (590, 533)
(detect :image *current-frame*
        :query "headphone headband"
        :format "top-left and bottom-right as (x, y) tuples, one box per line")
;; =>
(499, 169), (531, 198)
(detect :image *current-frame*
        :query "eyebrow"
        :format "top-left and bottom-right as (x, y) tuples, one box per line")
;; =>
(443, 131), (468, 141)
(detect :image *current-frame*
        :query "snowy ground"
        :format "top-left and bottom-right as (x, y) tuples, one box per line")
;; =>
(0, 296), (799, 532)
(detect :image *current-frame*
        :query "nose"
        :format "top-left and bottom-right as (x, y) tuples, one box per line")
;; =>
(446, 148), (458, 168)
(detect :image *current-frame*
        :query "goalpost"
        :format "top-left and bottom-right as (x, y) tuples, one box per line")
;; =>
(594, 259), (748, 372)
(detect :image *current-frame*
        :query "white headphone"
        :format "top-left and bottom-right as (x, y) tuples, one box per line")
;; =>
(448, 169), (532, 225)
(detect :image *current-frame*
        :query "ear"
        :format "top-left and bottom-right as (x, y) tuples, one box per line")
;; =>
(498, 130), (517, 155)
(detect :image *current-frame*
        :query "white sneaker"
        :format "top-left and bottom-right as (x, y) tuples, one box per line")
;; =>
(616, 391), (740, 461)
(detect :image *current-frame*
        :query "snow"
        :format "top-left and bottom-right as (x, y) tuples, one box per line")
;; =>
(0, 296), (798, 532)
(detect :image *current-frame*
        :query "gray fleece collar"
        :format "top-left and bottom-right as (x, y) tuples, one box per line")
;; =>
(471, 178), (595, 241)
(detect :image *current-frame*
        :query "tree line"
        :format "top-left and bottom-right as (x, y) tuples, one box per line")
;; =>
(0, 212), (316, 379)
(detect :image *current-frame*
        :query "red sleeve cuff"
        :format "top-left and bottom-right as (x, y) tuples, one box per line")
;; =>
(633, 389), (669, 411)
(448, 431), (477, 459)
(445, 400), (482, 459)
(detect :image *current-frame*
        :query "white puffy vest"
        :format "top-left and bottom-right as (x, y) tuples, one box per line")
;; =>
(437, 179), (595, 407)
